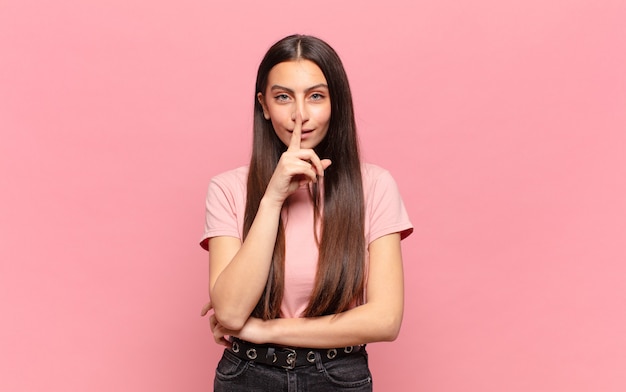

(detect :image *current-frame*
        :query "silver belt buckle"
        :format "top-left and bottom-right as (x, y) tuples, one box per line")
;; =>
(282, 349), (297, 369)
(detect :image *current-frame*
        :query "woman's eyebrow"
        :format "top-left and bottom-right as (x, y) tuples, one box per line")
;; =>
(306, 83), (329, 92)
(270, 83), (329, 93)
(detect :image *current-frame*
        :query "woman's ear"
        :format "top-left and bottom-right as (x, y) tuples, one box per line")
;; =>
(257, 92), (270, 120)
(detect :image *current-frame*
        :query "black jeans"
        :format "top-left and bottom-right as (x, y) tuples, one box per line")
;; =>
(214, 348), (373, 391)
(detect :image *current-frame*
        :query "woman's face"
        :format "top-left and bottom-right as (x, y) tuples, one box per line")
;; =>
(258, 60), (331, 149)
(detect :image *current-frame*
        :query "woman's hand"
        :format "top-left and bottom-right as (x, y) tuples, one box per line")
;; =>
(264, 113), (331, 205)
(200, 301), (229, 347)
(201, 300), (268, 346)
(201, 301), (230, 347)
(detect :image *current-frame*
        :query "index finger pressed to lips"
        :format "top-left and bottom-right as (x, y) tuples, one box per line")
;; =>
(287, 112), (302, 151)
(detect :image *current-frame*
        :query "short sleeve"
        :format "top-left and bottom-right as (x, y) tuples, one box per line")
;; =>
(199, 169), (246, 250)
(365, 165), (413, 244)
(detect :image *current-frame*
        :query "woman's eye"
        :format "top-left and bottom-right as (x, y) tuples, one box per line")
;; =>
(310, 93), (324, 101)
(275, 94), (290, 102)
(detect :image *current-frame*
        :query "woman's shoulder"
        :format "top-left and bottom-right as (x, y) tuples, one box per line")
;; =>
(210, 166), (249, 185)
(360, 162), (405, 198)
(207, 166), (249, 196)
(361, 162), (393, 183)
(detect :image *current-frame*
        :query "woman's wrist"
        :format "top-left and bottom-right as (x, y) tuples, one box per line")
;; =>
(259, 193), (286, 210)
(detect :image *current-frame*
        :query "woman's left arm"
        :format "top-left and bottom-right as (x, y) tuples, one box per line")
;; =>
(210, 232), (404, 348)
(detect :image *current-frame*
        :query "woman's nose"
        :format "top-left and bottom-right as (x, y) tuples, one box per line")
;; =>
(291, 101), (309, 122)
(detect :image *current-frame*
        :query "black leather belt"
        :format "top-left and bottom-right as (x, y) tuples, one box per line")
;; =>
(228, 338), (364, 369)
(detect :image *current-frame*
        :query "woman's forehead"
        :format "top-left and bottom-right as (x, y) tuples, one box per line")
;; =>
(267, 60), (327, 89)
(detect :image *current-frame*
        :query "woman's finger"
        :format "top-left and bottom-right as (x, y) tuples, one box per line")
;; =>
(211, 320), (234, 347)
(292, 149), (331, 179)
(200, 300), (212, 316)
(287, 112), (302, 152)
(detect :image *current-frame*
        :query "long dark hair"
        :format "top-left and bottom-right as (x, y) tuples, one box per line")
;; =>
(245, 35), (365, 319)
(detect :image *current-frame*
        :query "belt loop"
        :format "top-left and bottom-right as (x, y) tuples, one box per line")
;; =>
(266, 347), (277, 363)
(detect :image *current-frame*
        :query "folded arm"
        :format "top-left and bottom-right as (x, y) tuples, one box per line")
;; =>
(210, 232), (404, 348)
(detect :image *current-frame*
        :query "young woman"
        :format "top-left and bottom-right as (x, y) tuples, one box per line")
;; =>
(200, 34), (413, 391)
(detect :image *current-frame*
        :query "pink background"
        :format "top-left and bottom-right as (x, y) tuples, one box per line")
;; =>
(1, 0), (625, 391)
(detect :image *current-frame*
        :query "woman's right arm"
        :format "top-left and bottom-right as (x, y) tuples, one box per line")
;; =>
(209, 115), (330, 330)
(208, 197), (282, 331)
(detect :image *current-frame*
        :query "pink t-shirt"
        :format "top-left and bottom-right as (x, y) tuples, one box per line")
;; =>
(200, 163), (413, 318)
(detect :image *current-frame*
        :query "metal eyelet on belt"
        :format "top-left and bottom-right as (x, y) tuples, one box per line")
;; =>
(344, 346), (353, 354)
(306, 351), (316, 363)
(246, 348), (257, 360)
(282, 349), (297, 369)
(232, 341), (240, 353)
(326, 348), (337, 359)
